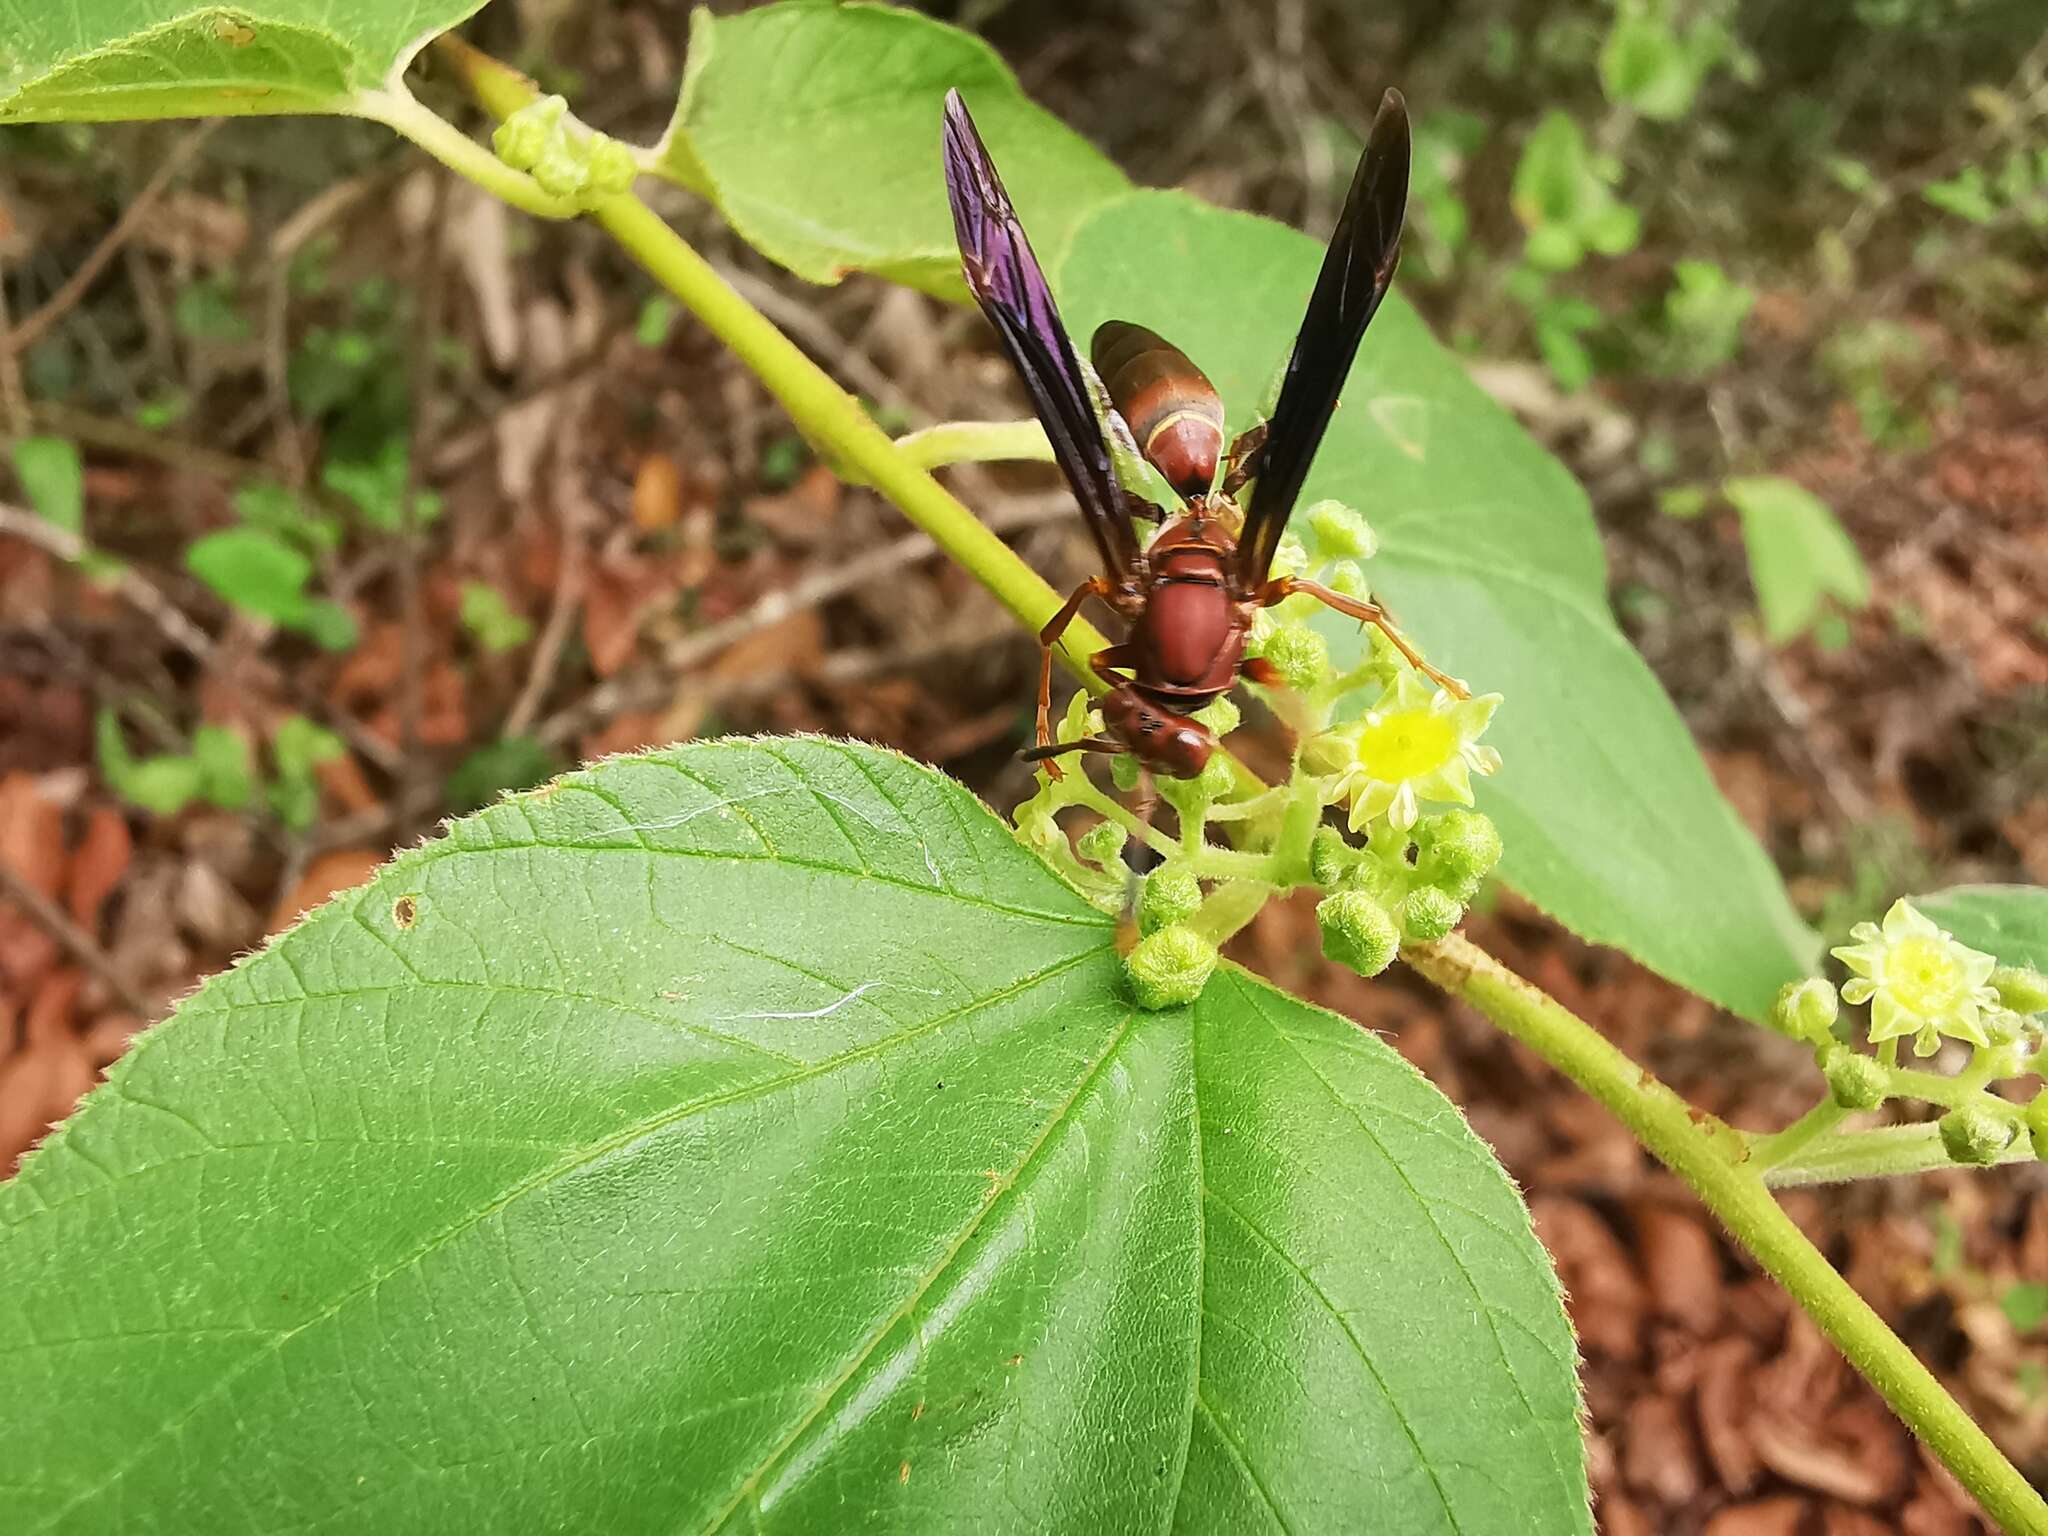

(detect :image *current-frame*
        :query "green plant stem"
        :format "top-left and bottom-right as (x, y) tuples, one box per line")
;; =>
(430, 42), (2040, 1525)
(893, 419), (1053, 471)
(1748, 1097), (1851, 1170)
(354, 89), (578, 219)
(1765, 1123), (2038, 1187)
(1404, 933), (2047, 1536)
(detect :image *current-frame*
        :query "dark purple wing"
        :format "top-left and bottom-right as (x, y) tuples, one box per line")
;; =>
(1237, 88), (1410, 590)
(942, 90), (1140, 580)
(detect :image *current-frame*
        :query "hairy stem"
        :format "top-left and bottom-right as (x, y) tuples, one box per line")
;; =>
(354, 88), (578, 219)
(428, 43), (2041, 1528)
(893, 419), (1053, 471)
(1747, 1097), (1851, 1170)
(1404, 934), (2047, 1535)
(1764, 1122), (2038, 1187)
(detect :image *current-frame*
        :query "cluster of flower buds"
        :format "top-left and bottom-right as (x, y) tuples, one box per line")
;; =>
(1011, 502), (1506, 1008)
(1765, 897), (2048, 1164)
(492, 95), (639, 205)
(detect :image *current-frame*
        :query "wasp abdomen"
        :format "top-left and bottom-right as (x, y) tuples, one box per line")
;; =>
(1091, 320), (1226, 499)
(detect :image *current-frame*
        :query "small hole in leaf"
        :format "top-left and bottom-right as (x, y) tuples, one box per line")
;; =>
(392, 894), (420, 930)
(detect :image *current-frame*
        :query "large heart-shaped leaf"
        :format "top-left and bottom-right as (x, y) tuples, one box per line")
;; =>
(0, 0), (487, 120)
(1056, 192), (1818, 1021)
(1, 739), (1585, 1533)
(1916, 884), (2048, 971)
(649, 2), (1130, 294)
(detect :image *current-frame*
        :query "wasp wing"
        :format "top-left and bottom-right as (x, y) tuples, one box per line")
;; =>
(1236, 88), (1410, 590)
(942, 91), (1142, 579)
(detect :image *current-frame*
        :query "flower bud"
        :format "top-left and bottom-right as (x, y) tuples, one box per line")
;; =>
(1770, 978), (1840, 1044)
(1317, 890), (1400, 978)
(1401, 886), (1465, 943)
(1822, 1049), (1888, 1110)
(1270, 532), (1311, 580)
(1416, 808), (1502, 900)
(1255, 622), (1330, 693)
(1124, 925), (1218, 1009)
(531, 137), (591, 198)
(1138, 868), (1202, 936)
(492, 95), (566, 171)
(1939, 1105), (2016, 1167)
(586, 136), (639, 194)
(1307, 500), (1378, 560)
(1323, 560), (1371, 601)
(1993, 966), (2048, 1016)
(1110, 753), (1142, 792)
(2025, 1092), (2048, 1160)
(1310, 826), (1356, 888)
(1075, 820), (1126, 870)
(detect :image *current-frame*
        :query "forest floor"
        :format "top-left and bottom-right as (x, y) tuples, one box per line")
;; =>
(3, 4), (2046, 1531)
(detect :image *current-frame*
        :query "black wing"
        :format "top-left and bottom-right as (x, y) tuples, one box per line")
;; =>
(942, 90), (1141, 580)
(1237, 88), (1410, 590)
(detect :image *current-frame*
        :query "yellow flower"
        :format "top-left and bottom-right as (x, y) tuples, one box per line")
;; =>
(1831, 898), (1999, 1057)
(1327, 672), (1502, 833)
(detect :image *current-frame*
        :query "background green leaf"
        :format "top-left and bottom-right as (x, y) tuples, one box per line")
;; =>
(0, 0), (490, 121)
(1725, 475), (1871, 644)
(649, 2), (1130, 294)
(0, 739), (1584, 1533)
(1915, 884), (2048, 971)
(8, 435), (85, 535)
(1056, 192), (1818, 1020)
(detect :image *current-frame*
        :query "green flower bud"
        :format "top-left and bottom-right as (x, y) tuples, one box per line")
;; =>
(1324, 559), (1371, 601)
(1982, 1008), (2030, 1049)
(1993, 966), (2048, 1016)
(1317, 890), (1400, 978)
(492, 95), (567, 171)
(1822, 1049), (1889, 1110)
(1138, 868), (1203, 935)
(1939, 1105), (2016, 1167)
(1075, 820), (1126, 870)
(1194, 751), (1236, 802)
(1124, 925), (1218, 1009)
(1270, 532), (1311, 580)
(1401, 886), (1464, 943)
(531, 138), (592, 198)
(1770, 978), (1840, 1044)
(1255, 622), (1330, 693)
(1306, 499), (1378, 560)
(586, 136), (638, 195)
(1310, 826), (1357, 888)
(1194, 695), (1241, 737)
(2025, 1092), (2048, 1160)
(1110, 753), (1142, 793)
(1416, 808), (1502, 900)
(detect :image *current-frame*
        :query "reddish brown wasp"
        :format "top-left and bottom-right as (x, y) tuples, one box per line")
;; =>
(941, 87), (1465, 781)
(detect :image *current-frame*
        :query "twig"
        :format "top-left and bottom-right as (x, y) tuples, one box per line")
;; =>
(397, 173), (452, 777)
(0, 263), (29, 434)
(0, 501), (216, 659)
(5, 123), (221, 357)
(536, 491), (1070, 747)
(502, 392), (594, 739)
(0, 858), (154, 1020)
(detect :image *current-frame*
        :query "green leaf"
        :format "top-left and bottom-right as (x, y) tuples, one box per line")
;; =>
(1725, 476), (1870, 644)
(1915, 885), (2048, 971)
(1599, 12), (1698, 120)
(0, 1), (489, 121)
(184, 525), (313, 622)
(0, 739), (1586, 1532)
(1057, 192), (1817, 1020)
(446, 734), (562, 811)
(459, 581), (534, 654)
(2003, 1282), (2048, 1334)
(323, 440), (442, 533)
(95, 708), (202, 817)
(649, 2), (1129, 294)
(8, 434), (84, 536)
(1923, 167), (2001, 225)
(191, 724), (255, 811)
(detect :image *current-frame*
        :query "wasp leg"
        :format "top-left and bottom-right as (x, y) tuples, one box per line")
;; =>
(1020, 735), (1122, 764)
(1221, 421), (1268, 497)
(1034, 577), (1116, 774)
(1264, 576), (1469, 698)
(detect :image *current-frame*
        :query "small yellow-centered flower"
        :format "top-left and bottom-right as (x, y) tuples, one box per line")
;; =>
(1832, 898), (1999, 1057)
(1327, 672), (1502, 832)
